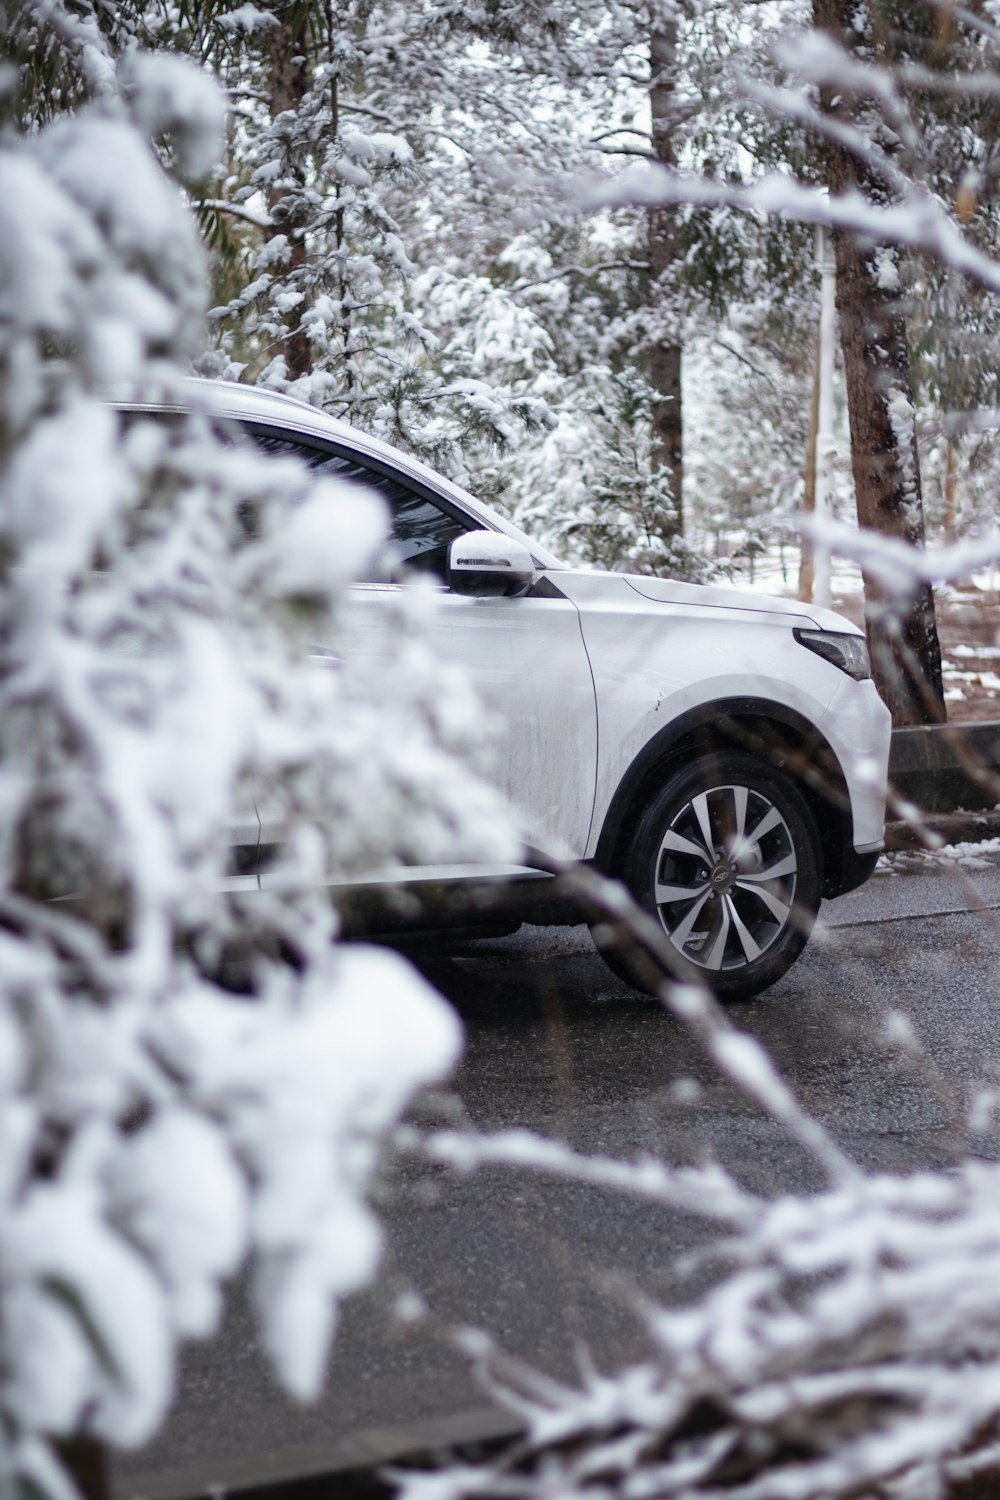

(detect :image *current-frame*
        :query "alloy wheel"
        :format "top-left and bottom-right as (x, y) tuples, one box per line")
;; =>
(654, 783), (798, 972)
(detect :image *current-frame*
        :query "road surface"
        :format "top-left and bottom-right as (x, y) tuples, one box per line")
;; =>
(115, 846), (1000, 1499)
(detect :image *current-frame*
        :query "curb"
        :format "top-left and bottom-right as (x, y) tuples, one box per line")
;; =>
(889, 721), (1000, 814)
(114, 1407), (521, 1500)
(887, 719), (1000, 850)
(884, 809), (1000, 853)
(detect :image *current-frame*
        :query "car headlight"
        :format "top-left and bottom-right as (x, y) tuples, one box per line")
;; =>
(794, 628), (870, 681)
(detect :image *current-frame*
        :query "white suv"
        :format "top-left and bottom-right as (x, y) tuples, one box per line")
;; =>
(133, 380), (891, 1002)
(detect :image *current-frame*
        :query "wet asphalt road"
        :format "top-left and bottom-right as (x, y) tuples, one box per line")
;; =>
(116, 849), (1000, 1499)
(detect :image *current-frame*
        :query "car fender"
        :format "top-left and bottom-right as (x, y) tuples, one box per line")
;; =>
(588, 691), (852, 865)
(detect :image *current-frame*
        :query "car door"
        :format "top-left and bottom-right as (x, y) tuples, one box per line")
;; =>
(249, 426), (599, 857)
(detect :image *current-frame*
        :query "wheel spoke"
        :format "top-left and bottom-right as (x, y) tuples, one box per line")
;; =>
(666, 889), (712, 948)
(725, 894), (763, 962)
(746, 804), (783, 844)
(691, 793), (717, 860)
(735, 879), (791, 926)
(656, 879), (709, 904)
(737, 851), (797, 884)
(704, 898), (731, 970)
(732, 784), (749, 842)
(660, 827), (712, 862)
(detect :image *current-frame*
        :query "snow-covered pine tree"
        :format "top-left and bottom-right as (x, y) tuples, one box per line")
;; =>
(393, 0), (813, 576)
(181, 0), (554, 476)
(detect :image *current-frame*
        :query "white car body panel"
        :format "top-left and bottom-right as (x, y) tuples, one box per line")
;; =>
(338, 584), (599, 852)
(551, 573), (867, 859)
(124, 382), (892, 910)
(620, 572), (861, 634)
(816, 676), (893, 848)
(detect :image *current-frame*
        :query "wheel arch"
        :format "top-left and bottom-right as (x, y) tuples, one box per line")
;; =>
(592, 697), (862, 900)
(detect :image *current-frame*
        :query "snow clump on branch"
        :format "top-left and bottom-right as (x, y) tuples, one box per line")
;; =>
(0, 53), (516, 1496)
(398, 1156), (1000, 1500)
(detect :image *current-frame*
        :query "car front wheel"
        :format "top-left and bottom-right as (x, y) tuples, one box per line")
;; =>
(596, 752), (822, 1002)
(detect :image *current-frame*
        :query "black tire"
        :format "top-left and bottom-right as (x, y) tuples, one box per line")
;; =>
(594, 752), (822, 1002)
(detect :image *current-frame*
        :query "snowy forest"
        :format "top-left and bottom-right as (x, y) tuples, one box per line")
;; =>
(4, 3), (1000, 1500)
(14, 0), (1000, 720)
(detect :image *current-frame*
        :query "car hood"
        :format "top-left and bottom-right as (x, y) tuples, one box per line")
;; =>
(616, 573), (861, 633)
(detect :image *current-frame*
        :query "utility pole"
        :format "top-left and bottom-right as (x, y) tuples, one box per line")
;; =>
(814, 219), (837, 611)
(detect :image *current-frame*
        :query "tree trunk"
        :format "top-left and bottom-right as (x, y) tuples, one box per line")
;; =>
(832, 228), (945, 724)
(813, 0), (945, 726)
(268, 4), (311, 382)
(647, 20), (683, 545)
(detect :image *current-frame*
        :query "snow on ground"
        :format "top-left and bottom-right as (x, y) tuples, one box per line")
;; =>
(941, 667), (1000, 704)
(877, 836), (1000, 873)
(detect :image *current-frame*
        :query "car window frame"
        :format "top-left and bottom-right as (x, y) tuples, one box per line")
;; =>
(242, 419), (504, 588)
(237, 417), (562, 570)
(114, 394), (566, 571)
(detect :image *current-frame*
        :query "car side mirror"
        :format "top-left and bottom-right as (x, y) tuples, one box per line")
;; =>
(448, 530), (537, 598)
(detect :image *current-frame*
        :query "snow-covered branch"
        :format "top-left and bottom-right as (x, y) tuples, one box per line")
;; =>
(417, 1129), (761, 1227)
(587, 165), (1000, 297)
(399, 1163), (1000, 1500)
(0, 46), (519, 1498)
(196, 196), (273, 229)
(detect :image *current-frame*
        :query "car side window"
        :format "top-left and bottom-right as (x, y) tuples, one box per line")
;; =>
(251, 430), (467, 583)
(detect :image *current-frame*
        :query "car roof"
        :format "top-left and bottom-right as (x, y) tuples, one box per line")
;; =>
(121, 377), (566, 571)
